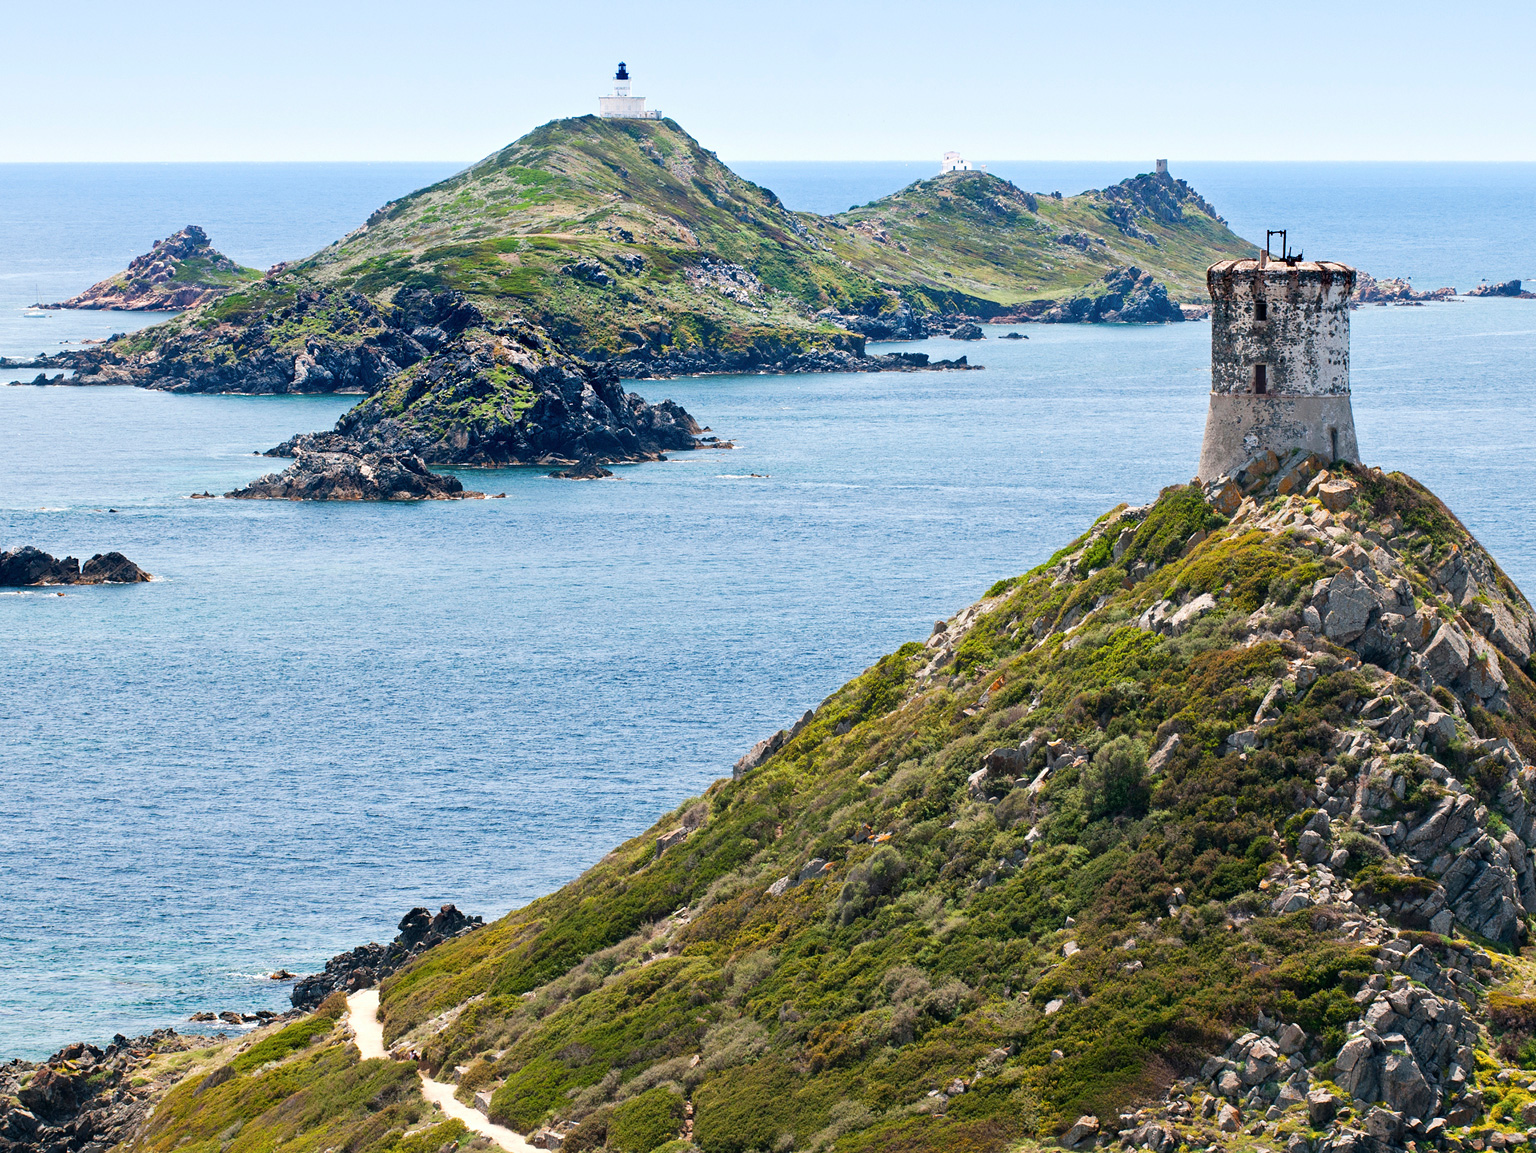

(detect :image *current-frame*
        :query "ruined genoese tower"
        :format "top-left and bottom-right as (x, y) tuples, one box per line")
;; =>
(1197, 236), (1361, 481)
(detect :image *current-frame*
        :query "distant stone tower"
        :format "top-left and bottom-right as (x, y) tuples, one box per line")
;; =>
(1197, 244), (1361, 481)
(599, 62), (661, 120)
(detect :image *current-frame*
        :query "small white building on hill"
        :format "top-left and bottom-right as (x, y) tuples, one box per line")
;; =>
(599, 62), (661, 120)
(940, 151), (973, 173)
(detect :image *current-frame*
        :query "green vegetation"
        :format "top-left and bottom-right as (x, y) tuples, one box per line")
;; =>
(129, 469), (1536, 1153)
(132, 993), (467, 1153)
(110, 115), (1254, 373)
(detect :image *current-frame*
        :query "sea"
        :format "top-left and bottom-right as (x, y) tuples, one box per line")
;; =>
(2, 160), (1534, 1060)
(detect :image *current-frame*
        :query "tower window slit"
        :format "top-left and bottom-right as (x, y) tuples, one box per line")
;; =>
(1255, 298), (1267, 322)
(1254, 364), (1267, 394)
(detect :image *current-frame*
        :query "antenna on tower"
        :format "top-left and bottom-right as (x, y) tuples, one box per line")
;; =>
(1266, 230), (1303, 266)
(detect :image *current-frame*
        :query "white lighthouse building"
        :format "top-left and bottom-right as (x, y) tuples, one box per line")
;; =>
(940, 151), (973, 173)
(599, 63), (661, 120)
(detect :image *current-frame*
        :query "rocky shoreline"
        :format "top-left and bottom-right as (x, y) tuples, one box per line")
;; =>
(290, 904), (482, 1009)
(0, 904), (482, 1153)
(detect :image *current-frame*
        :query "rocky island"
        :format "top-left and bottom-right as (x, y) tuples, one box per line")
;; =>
(0, 548), (150, 586)
(225, 445), (484, 501)
(50, 117), (1250, 398)
(39, 225), (260, 312)
(18, 121), (1256, 473)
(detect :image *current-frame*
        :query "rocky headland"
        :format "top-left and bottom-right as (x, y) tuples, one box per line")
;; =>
(0, 548), (150, 586)
(72, 451), (1536, 1153)
(225, 445), (483, 501)
(40, 225), (260, 312)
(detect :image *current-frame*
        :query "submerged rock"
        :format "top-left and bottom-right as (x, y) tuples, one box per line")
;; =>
(225, 445), (482, 501)
(0, 547), (150, 586)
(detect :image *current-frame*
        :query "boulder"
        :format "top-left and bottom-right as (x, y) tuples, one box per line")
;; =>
(549, 457), (616, 480)
(79, 552), (151, 583)
(1318, 479), (1358, 511)
(949, 323), (985, 340)
(1308, 1089), (1338, 1126)
(1062, 1115), (1100, 1147)
(1217, 1103), (1241, 1132)
(1278, 1022), (1307, 1055)
(290, 903), (483, 1010)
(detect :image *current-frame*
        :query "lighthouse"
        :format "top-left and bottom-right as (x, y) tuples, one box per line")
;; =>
(599, 62), (661, 120)
(1197, 236), (1362, 481)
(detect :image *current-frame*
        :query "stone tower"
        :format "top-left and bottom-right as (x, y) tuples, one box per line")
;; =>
(1197, 252), (1361, 481)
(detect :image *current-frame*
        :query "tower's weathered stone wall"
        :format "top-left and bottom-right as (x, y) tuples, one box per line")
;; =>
(1198, 258), (1362, 480)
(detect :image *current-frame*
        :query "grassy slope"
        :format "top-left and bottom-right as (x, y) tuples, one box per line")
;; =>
(123, 467), (1536, 1153)
(120, 117), (1252, 369)
(823, 172), (1248, 307)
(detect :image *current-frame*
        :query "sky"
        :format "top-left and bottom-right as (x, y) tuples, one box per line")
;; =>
(3, 0), (1533, 163)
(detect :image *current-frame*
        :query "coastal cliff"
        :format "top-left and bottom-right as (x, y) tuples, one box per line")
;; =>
(79, 458), (1536, 1153)
(40, 226), (260, 312)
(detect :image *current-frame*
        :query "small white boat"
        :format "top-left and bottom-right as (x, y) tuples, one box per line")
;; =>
(22, 308), (48, 319)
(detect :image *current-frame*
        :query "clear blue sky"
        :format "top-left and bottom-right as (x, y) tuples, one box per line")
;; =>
(5, 0), (1532, 163)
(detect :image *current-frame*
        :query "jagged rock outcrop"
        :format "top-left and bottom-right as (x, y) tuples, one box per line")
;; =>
(1467, 280), (1532, 299)
(63, 287), (475, 395)
(0, 1030), (202, 1153)
(733, 709), (815, 779)
(1039, 266), (1184, 324)
(39, 225), (260, 312)
(290, 904), (483, 1010)
(225, 445), (482, 501)
(549, 457), (616, 480)
(0, 548), (150, 586)
(1353, 272), (1455, 306)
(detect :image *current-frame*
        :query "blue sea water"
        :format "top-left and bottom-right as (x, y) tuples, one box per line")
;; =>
(2, 161), (1535, 1060)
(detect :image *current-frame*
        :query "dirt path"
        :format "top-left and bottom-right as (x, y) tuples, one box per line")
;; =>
(346, 990), (535, 1152)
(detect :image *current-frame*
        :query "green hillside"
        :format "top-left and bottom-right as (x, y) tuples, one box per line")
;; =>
(87, 116), (1255, 388)
(111, 455), (1536, 1153)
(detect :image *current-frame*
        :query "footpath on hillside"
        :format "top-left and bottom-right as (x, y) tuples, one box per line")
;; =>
(346, 990), (534, 1153)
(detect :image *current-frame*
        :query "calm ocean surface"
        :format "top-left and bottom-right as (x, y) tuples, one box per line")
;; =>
(2, 161), (1534, 1059)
